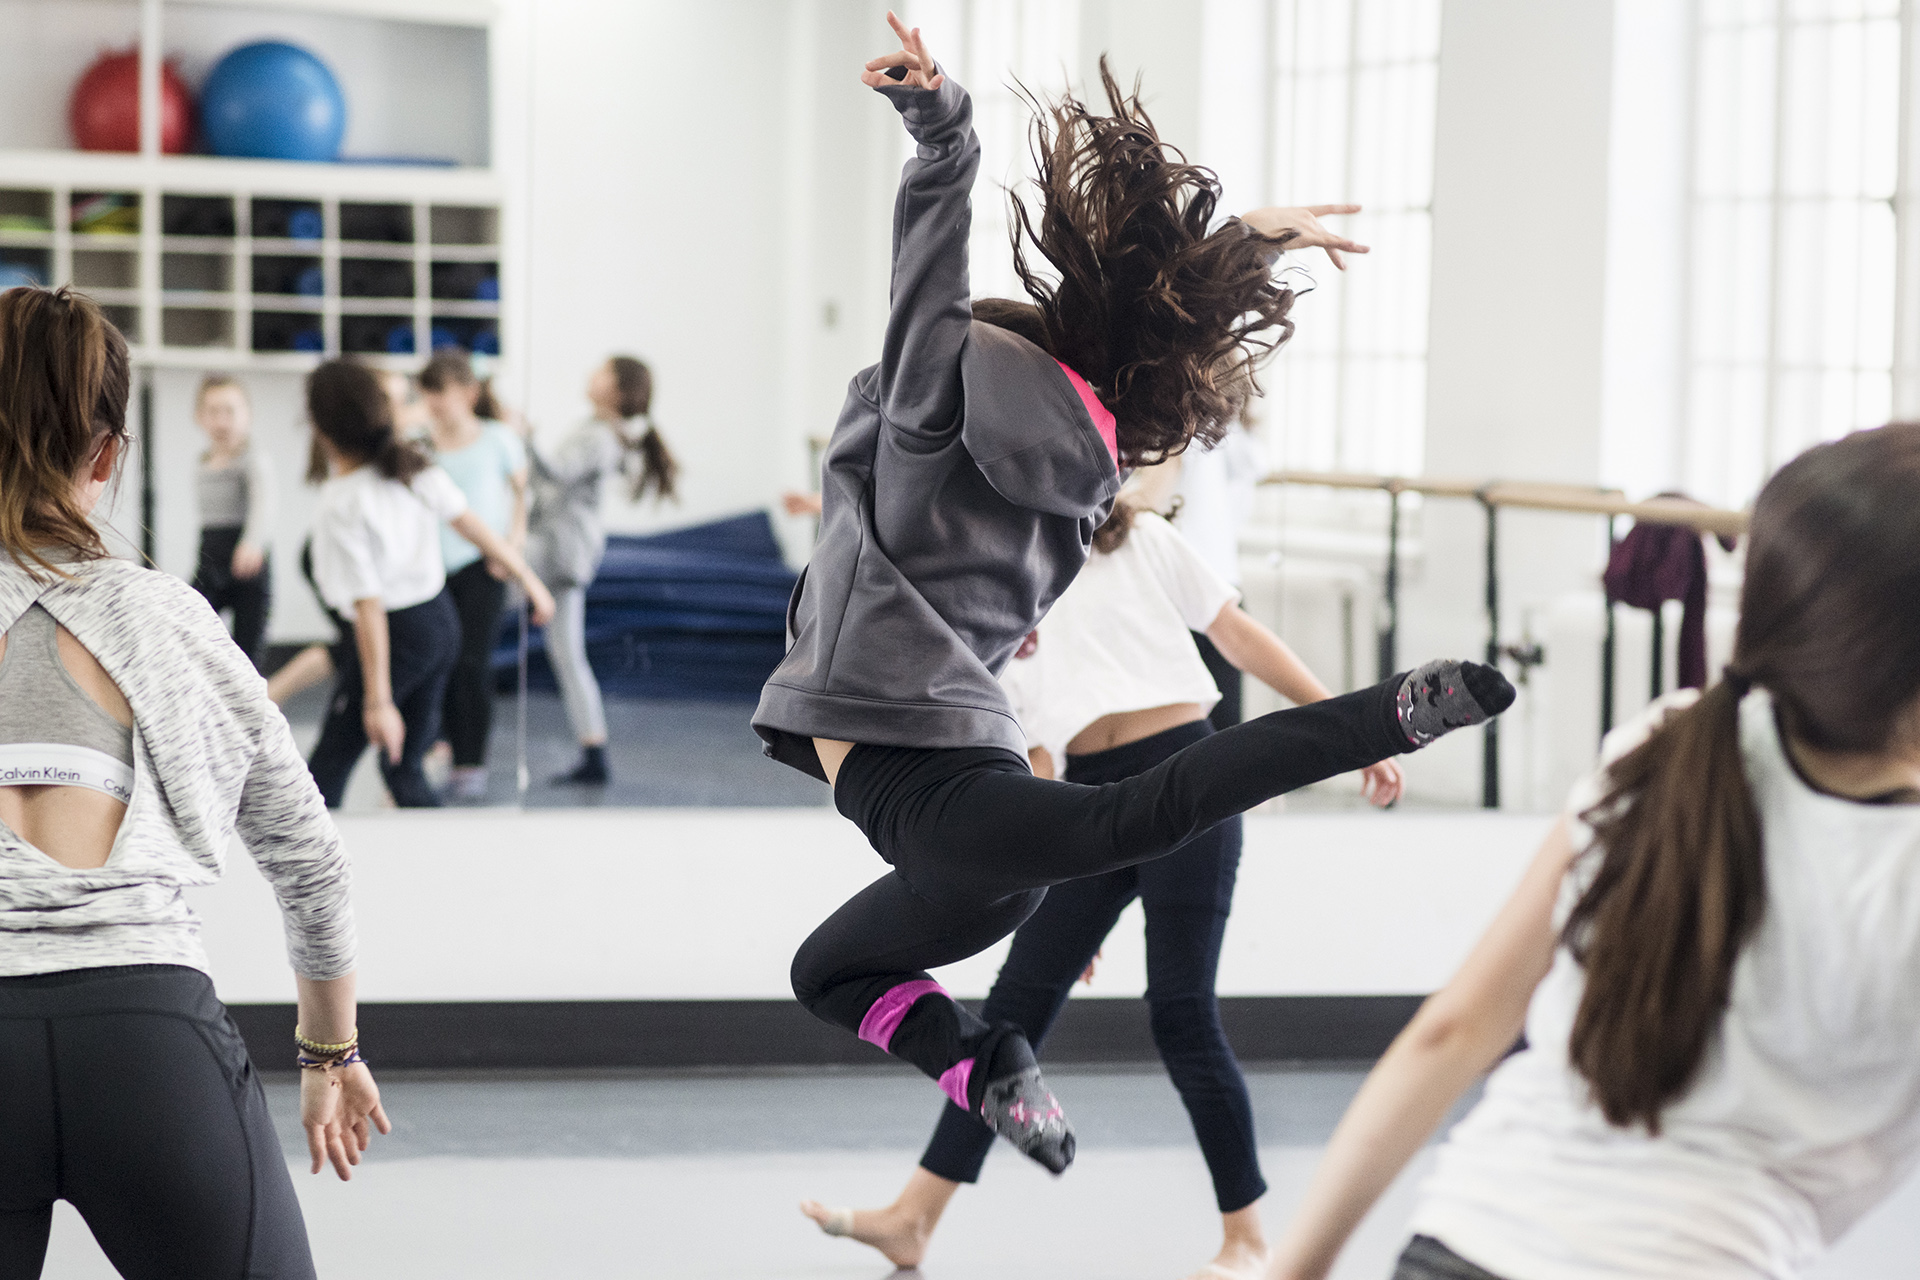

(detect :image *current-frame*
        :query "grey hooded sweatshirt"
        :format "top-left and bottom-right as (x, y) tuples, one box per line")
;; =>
(753, 71), (1122, 781)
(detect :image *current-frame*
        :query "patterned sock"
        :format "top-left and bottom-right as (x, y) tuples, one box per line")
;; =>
(1394, 660), (1515, 749)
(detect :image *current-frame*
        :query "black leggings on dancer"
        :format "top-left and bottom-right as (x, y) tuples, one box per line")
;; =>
(0, 965), (315, 1279)
(917, 719), (1265, 1211)
(791, 676), (1413, 1114)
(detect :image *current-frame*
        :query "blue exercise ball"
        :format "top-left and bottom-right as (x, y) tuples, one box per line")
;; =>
(201, 42), (346, 162)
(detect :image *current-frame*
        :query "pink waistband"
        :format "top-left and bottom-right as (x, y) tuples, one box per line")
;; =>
(858, 978), (948, 1051)
(1055, 361), (1118, 466)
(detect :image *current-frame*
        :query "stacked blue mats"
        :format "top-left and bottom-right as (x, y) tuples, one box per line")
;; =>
(494, 511), (797, 701)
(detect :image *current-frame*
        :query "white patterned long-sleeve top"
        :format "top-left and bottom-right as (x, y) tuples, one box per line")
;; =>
(0, 552), (354, 980)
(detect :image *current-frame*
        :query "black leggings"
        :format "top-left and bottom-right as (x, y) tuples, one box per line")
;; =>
(1393, 1236), (1508, 1279)
(193, 527), (271, 673)
(307, 590), (460, 808)
(790, 677), (1408, 1109)
(442, 559), (509, 767)
(0, 965), (314, 1280)
(918, 720), (1265, 1211)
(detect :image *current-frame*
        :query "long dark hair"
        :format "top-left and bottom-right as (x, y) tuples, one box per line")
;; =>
(1565, 423), (1920, 1133)
(306, 359), (432, 485)
(0, 287), (130, 576)
(607, 355), (679, 504)
(998, 58), (1296, 466)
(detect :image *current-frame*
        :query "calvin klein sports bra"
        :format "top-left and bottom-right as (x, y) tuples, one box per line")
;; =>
(0, 604), (134, 803)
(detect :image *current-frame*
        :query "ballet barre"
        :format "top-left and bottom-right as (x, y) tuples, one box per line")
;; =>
(1260, 469), (1749, 808)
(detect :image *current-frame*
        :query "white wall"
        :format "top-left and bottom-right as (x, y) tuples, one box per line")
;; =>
(516, 0), (799, 541)
(189, 806), (1547, 1003)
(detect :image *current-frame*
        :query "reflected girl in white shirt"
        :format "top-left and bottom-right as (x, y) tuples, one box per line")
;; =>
(304, 360), (553, 809)
(1270, 423), (1920, 1280)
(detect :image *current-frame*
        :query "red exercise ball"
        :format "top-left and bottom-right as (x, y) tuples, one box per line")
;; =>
(69, 51), (193, 154)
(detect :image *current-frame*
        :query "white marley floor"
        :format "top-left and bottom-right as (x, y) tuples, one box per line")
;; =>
(40, 1067), (1920, 1279)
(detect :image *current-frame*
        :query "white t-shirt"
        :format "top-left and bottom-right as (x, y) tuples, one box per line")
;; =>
(1000, 511), (1239, 764)
(1411, 688), (1920, 1280)
(310, 464), (468, 615)
(1172, 428), (1263, 586)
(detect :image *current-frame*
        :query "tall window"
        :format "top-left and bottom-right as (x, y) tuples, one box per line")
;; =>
(1261, 0), (1443, 476)
(901, 0), (1081, 302)
(1686, 0), (1905, 507)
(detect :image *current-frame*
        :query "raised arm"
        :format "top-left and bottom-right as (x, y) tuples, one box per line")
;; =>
(865, 13), (979, 438)
(1266, 819), (1574, 1280)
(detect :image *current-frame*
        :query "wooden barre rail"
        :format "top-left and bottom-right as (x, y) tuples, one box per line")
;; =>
(1262, 470), (1749, 538)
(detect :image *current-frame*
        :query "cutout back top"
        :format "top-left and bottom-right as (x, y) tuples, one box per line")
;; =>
(0, 603), (133, 803)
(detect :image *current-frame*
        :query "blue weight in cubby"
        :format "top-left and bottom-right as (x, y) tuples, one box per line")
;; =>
(471, 328), (498, 356)
(294, 265), (324, 296)
(386, 323), (415, 354)
(293, 328), (324, 352)
(288, 207), (324, 239)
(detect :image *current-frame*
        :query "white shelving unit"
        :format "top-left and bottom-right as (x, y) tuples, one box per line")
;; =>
(0, 0), (509, 560)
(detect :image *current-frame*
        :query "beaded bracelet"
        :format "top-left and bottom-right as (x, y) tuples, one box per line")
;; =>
(297, 1047), (366, 1071)
(295, 1026), (358, 1057)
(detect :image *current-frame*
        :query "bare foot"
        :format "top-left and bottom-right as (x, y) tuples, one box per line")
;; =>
(800, 1199), (937, 1269)
(1185, 1238), (1270, 1280)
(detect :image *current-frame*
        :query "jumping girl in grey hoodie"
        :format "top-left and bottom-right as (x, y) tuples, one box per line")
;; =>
(753, 13), (1512, 1175)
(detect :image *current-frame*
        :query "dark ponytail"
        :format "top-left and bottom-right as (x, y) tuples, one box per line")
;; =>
(607, 355), (679, 504)
(306, 359), (432, 485)
(1565, 423), (1920, 1133)
(1565, 678), (1762, 1133)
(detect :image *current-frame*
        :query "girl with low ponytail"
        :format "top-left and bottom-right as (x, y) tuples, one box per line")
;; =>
(517, 354), (679, 786)
(1265, 424), (1920, 1280)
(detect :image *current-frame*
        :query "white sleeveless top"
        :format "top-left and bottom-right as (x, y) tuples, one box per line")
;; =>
(1412, 689), (1920, 1279)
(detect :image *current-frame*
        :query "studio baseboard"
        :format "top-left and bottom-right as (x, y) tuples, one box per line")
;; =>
(232, 995), (1423, 1071)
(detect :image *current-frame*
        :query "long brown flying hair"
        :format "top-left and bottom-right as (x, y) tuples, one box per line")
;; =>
(998, 58), (1297, 466)
(606, 355), (679, 504)
(1565, 423), (1920, 1132)
(0, 287), (131, 576)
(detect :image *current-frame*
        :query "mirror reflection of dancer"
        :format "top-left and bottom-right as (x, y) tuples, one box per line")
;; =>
(753, 14), (1513, 1175)
(304, 360), (555, 809)
(521, 356), (679, 786)
(803, 498), (1403, 1276)
(0, 288), (386, 1278)
(190, 373), (275, 672)
(1267, 425), (1920, 1280)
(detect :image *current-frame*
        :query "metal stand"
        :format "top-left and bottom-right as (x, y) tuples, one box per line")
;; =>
(1480, 493), (1499, 810)
(1650, 606), (1665, 700)
(1600, 514), (1617, 741)
(139, 369), (155, 564)
(1377, 483), (1401, 682)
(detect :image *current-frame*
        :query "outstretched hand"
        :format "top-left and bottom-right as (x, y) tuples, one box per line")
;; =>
(1242, 204), (1370, 270)
(862, 11), (944, 91)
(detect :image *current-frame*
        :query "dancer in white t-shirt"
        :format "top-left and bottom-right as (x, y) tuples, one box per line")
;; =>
(804, 498), (1402, 1280)
(1268, 423), (1920, 1280)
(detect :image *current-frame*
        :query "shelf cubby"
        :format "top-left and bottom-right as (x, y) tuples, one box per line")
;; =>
(71, 192), (140, 236)
(161, 195), (236, 239)
(0, 189), (54, 237)
(250, 198), (325, 243)
(162, 308), (233, 349)
(72, 248), (138, 290)
(343, 314), (418, 356)
(252, 255), (325, 298)
(340, 203), (414, 244)
(161, 252), (231, 293)
(101, 305), (138, 343)
(430, 205), (497, 246)
(342, 257), (415, 299)
(430, 315), (498, 355)
(0, 247), (52, 288)
(253, 311), (325, 354)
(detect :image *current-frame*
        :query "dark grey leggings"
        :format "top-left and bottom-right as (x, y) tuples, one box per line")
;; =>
(0, 965), (314, 1280)
(1393, 1235), (1509, 1280)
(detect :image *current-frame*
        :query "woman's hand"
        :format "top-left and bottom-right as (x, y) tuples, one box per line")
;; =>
(363, 701), (405, 764)
(231, 541), (266, 580)
(782, 490), (823, 518)
(862, 11), (943, 90)
(522, 576), (557, 628)
(301, 1062), (392, 1181)
(1240, 204), (1370, 269)
(1359, 759), (1404, 807)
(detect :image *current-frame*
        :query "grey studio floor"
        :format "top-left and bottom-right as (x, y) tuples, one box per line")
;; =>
(37, 1065), (1920, 1279)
